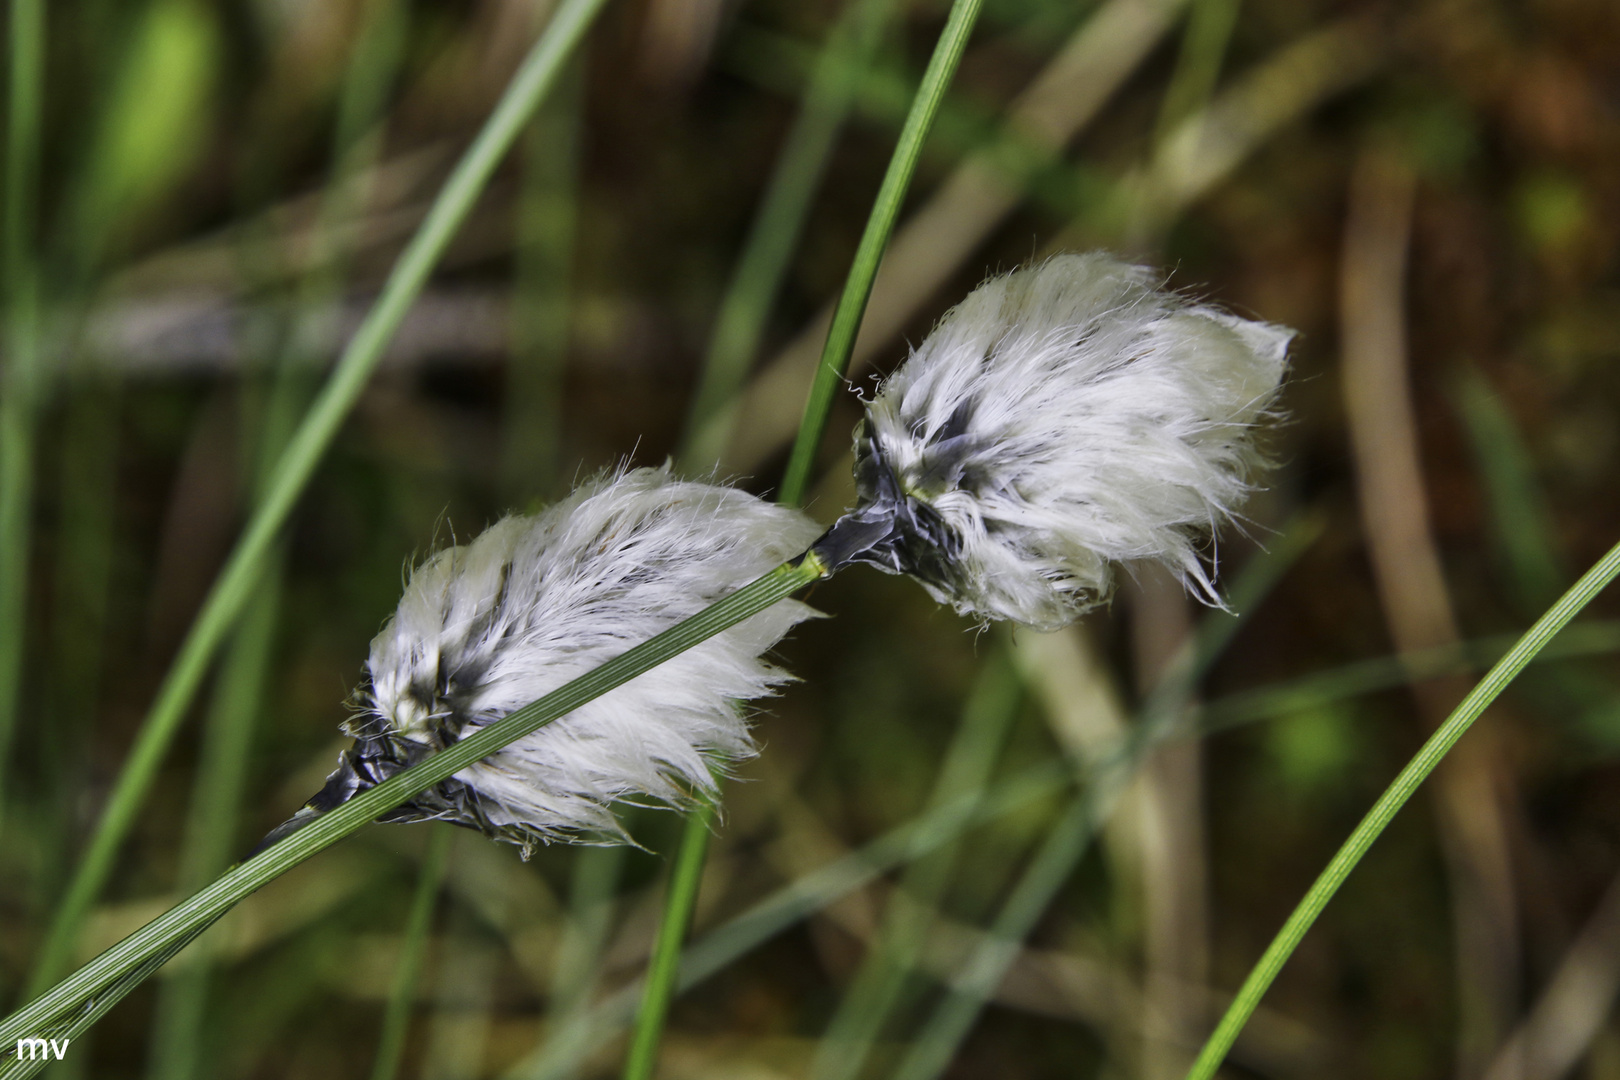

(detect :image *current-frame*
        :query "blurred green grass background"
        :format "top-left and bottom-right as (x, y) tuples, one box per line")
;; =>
(1, 0), (1619, 1077)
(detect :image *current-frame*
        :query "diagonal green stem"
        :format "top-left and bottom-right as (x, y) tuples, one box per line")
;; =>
(23, 0), (612, 997)
(368, 827), (452, 1080)
(0, 555), (825, 1056)
(617, 797), (717, 1080)
(1183, 537), (1620, 1080)
(777, 0), (984, 506)
(621, 5), (985, 1079)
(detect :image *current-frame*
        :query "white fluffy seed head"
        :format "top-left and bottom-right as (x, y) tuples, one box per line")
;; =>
(848, 252), (1292, 630)
(353, 466), (822, 852)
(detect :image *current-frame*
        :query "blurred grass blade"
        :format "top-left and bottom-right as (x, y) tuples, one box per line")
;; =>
(506, 52), (581, 500)
(66, 0), (218, 273)
(24, 0), (612, 996)
(1453, 370), (1567, 611)
(1153, 0), (1240, 145)
(1199, 620), (1620, 733)
(1183, 538), (1620, 1080)
(1453, 370), (1620, 742)
(370, 828), (452, 1080)
(521, 845), (624, 1080)
(810, 646), (1021, 1080)
(145, 7), (411, 1075)
(0, 0), (44, 843)
(0, 556), (822, 1053)
(679, 0), (899, 472)
(618, 793), (716, 1080)
(777, 0), (983, 506)
(621, 5), (985, 1078)
(143, 570), (283, 1080)
(423, 836), (506, 1080)
(891, 518), (1318, 1080)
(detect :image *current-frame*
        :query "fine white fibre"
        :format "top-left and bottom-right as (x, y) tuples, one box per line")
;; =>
(851, 252), (1292, 630)
(356, 466), (822, 850)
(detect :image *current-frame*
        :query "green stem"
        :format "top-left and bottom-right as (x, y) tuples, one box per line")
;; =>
(0, 0), (44, 841)
(621, 5), (984, 1078)
(0, 555), (826, 1053)
(618, 802), (714, 1080)
(23, 0), (612, 997)
(369, 827), (452, 1080)
(1183, 537), (1620, 1080)
(777, 0), (984, 507)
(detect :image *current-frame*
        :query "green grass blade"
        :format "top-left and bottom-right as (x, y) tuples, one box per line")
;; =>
(0, 0), (44, 841)
(619, 800), (715, 1080)
(1454, 370), (1566, 611)
(522, 845), (624, 1080)
(23, 0), (613, 996)
(1182, 537), (1620, 1080)
(1153, 0), (1241, 145)
(810, 646), (1022, 1080)
(679, 0), (899, 472)
(143, 568), (283, 1080)
(144, 8), (412, 1073)
(0, 555), (823, 1052)
(777, 0), (984, 507)
(621, 5), (984, 1075)
(506, 53), (581, 500)
(369, 827), (452, 1080)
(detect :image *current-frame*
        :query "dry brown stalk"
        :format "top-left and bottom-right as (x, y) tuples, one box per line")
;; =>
(1340, 146), (1523, 1079)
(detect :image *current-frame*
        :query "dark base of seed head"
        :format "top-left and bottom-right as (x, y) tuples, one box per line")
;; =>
(809, 425), (965, 594)
(250, 729), (540, 860)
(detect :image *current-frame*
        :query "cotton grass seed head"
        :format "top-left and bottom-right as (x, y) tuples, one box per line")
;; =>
(276, 466), (821, 855)
(814, 253), (1292, 631)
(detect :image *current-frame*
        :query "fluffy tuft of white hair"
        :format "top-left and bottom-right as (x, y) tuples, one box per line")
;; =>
(852, 252), (1292, 630)
(359, 465), (822, 850)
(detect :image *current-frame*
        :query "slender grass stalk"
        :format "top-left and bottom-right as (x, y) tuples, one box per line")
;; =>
(1182, 538), (1620, 1080)
(810, 647), (1022, 1080)
(524, 845), (624, 1080)
(24, 0), (612, 995)
(506, 53), (580, 500)
(422, 837), (506, 1080)
(143, 569), (284, 1080)
(1453, 372), (1620, 743)
(145, 9), (412, 1075)
(618, 795), (715, 1080)
(0, 0), (45, 842)
(370, 827), (452, 1080)
(679, 0), (898, 471)
(620, 6), (984, 1078)
(1455, 371), (1565, 611)
(777, 0), (984, 506)
(1153, 0), (1240, 144)
(886, 520), (1315, 1080)
(0, 555), (825, 1053)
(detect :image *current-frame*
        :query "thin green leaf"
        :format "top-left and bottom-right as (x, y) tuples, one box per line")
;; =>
(777, 0), (985, 506)
(0, 0), (45, 843)
(1183, 538), (1620, 1080)
(24, 0), (612, 996)
(680, 0), (900, 472)
(369, 827), (451, 1080)
(0, 556), (822, 1054)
